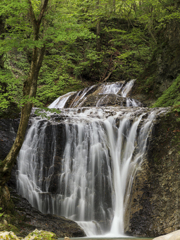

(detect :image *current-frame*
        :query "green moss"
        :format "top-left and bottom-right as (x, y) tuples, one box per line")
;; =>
(0, 223), (20, 236)
(24, 229), (57, 240)
(0, 231), (19, 239)
(152, 74), (180, 107)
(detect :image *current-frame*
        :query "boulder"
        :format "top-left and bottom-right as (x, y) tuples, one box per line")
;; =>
(0, 231), (19, 240)
(153, 230), (180, 240)
(9, 188), (85, 238)
(24, 229), (57, 240)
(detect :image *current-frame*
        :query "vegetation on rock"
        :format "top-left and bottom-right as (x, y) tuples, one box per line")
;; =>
(0, 229), (57, 240)
(153, 75), (180, 108)
(24, 229), (57, 240)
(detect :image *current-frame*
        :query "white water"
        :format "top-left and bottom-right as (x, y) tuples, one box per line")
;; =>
(49, 80), (138, 109)
(102, 82), (124, 94)
(121, 80), (135, 98)
(17, 80), (167, 237)
(48, 92), (76, 108)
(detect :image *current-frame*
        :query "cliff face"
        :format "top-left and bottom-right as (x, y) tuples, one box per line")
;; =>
(0, 119), (19, 161)
(1, 108), (180, 237)
(125, 111), (180, 237)
(0, 119), (85, 238)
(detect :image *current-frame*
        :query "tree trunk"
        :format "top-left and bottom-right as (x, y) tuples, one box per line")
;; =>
(0, 0), (48, 212)
(0, 186), (14, 214)
(113, 0), (116, 13)
(96, 18), (101, 52)
(0, 16), (4, 69)
(0, 47), (45, 211)
(96, 0), (101, 52)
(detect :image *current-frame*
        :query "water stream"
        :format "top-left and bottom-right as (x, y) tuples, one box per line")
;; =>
(16, 80), (166, 237)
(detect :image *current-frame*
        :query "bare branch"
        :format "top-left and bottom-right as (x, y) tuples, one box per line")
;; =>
(38, 0), (49, 24)
(102, 66), (116, 82)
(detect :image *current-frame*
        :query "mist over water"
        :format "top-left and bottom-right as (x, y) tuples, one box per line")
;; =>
(16, 80), (166, 237)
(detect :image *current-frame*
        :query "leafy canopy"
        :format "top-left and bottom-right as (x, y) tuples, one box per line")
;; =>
(0, 0), (96, 110)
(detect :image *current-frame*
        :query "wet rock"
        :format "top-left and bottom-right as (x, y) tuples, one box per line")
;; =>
(125, 111), (180, 237)
(0, 119), (85, 238)
(64, 237), (70, 240)
(9, 188), (85, 238)
(1, 88), (180, 238)
(62, 80), (143, 108)
(79, 94), (143, 108)
(0, 119), (19, 189)
(0, 119), (19, 160)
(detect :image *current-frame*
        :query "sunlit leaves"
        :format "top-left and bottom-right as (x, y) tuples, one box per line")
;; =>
(31, 0), (42, 16)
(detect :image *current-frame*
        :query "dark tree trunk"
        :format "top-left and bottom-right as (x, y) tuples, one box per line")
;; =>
(96, 19), (101, 52)
(96, 0), (101, 52)
(0, 0), (48, 212)
(0, 16), (4, 69)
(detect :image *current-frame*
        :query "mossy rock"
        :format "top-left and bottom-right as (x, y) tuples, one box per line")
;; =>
(24, 229), (57, 240)
(0, 231), (19, 239)
(0, 222), (20, 236)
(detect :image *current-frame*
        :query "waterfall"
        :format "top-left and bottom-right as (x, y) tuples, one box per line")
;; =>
(48, 92), (76, 108)
(16, 80), (167, 237)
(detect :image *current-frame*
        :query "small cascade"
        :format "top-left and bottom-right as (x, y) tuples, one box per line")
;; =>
(48, 92), (76, 109)
(121, 79), (135, 97)
(101, 82), (124, 94)
(17, 80), (167, 237)
(48, 80), (140, 109)
(69, 85), (96, 108)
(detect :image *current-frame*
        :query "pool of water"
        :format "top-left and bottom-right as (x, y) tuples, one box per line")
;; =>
(58, 238), (153, 240)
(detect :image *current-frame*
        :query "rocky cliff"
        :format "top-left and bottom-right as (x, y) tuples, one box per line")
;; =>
(0, 119), (85, 238)
(125, 111), (180, 237)
(1, 84), (180, 237)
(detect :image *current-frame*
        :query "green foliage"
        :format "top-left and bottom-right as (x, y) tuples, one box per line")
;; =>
(25, 229), (57, 240)
(0, 207), (4, 218)
(153, 75), (180, 107)
(1, 0), (180, 112)
(0, 0), (96, 111)
(0, 68), (22, 109)
(34, 107), (61, 120)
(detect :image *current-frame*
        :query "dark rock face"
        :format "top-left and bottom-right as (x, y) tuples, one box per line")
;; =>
(125, 111), (180, 237)
(0, 118), (85, 238)
(33, 122), (66, 195)
(78, 94), (142, 108)
(0, 119), (19, 160)
(1, 107), (180, 237)
(0, 119), (19, 189)
(10, 188), (85, 238)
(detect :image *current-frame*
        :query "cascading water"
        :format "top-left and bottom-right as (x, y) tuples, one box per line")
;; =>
(48, 92), (76, 108)
(16, 80), (167, 237)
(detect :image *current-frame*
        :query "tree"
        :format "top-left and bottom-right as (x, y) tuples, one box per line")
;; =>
(0, 0), (49, 212)
(0, 16), (4, 69)
(0, 0), (94, 212)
